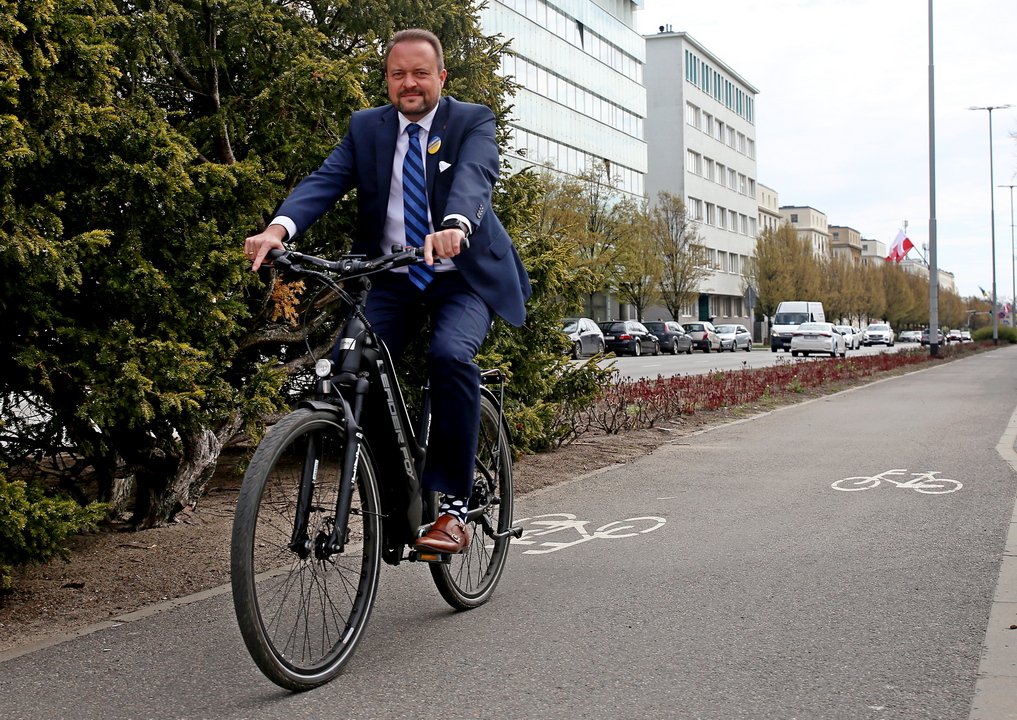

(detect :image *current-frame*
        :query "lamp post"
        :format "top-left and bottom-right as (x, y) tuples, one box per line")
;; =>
(969, 104), (1012, 345)
(1000, 183), (1017, 329)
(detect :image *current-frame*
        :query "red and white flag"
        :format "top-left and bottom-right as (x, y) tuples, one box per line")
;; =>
(885, 229), (914, 263)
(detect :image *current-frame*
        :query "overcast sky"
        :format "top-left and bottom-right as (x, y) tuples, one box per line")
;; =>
(634, 0), (1017, 299)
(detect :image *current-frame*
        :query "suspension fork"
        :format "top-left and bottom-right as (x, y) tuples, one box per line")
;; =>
(324, 377), (369, 556)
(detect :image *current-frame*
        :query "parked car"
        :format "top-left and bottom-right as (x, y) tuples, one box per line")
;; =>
(862, 323), (895, 346)
(714, 324), (752, 352)
(561, 317), (605, 359)
(946, 328), (963, 343)
(597, 320), (660, 357)
(834, 325), (861, 350)
(961, 330), (972, 342)
(643, 320), (693, 355)
(920, 328), (945, 346)
(790, 322), (847, 358)
(898, 330), (922, 343)
(683, 321), (721, 353)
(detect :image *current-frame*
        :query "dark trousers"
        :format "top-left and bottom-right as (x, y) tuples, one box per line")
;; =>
(362, 270), (492, 498)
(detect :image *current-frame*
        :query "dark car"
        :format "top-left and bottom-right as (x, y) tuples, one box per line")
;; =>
(561, 317), (605, 359)
(597, 320), (660, 357)
(643, 320), (693, 355)
(920, 327), (945, 346)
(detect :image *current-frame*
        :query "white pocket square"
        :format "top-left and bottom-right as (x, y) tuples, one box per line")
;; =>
(438, 161), (452, 173)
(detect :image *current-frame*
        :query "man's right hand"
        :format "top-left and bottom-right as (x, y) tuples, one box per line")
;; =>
(244, 225), (288, 271)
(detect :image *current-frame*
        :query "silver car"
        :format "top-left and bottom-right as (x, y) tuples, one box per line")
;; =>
(714, 324), (752, 352)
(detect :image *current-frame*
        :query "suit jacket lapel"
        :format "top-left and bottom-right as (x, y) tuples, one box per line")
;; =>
(375, 107), (398, 208)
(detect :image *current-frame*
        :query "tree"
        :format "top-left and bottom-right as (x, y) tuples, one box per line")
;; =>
(859, 262), (888, 324)
(744, 223), (821, 322)
(570, 162), (628, 309)
(651, 192), (710, 321)
(614, 199), (660, 321)
(822, 255), (865, 325)
(881, 264), (918, 328)
(1, 0), (614, 532)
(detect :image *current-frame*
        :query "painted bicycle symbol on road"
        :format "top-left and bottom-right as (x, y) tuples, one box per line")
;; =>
(513, 513), (666, 554)
(831, 468), (962, 495)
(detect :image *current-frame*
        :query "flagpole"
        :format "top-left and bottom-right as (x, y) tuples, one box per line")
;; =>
(927, 0), (939, 356)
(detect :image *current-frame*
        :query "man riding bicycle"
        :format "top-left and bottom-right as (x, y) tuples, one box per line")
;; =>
(244, 28), (530, 554)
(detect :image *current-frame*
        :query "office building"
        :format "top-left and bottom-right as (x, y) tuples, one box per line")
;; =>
(481, 0), (647, 200)
(829, 225), (862, 262)
(758, 183), (781, 235)
(780, 205), (830, 257)
(643, 30), (760, 324)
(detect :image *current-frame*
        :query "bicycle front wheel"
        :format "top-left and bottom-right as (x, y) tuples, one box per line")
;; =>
(430, 394), (514, 609)
(231, 409), (382, 691)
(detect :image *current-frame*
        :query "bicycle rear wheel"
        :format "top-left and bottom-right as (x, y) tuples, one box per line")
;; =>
(430, 394), (514, 609)
(231, 409), (382, 691)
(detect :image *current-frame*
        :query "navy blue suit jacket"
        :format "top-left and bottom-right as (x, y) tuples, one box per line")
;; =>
(275, 97), (531, 327)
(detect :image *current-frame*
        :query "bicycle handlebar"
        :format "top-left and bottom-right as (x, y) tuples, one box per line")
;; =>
(266, 238), (469, 279)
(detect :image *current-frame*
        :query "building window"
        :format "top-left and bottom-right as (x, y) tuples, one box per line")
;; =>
(705, 203), (715, 226)
(688, 197), (703, 221)
(685, 102), (701, 128)
(704, 158), (714, 181)
(686, 150), (701, 175)
(717, 206), (726, 229)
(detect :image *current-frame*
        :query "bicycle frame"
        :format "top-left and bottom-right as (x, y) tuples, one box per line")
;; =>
(274, 250), (511, 566)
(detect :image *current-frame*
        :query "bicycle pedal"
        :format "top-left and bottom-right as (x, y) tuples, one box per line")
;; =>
(411, 550), (451, 564)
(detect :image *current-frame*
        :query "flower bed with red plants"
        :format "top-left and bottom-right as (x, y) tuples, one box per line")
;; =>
(553, 343), (986, 444)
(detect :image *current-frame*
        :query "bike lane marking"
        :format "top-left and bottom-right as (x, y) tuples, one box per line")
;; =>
(513, 513), (666, 555)
(831, 468), (962, 495)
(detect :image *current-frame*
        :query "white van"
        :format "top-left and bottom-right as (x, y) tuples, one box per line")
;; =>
(770, 301), (825, 352)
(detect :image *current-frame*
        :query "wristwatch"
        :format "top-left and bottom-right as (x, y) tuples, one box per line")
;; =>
(440, 218), (472, 238)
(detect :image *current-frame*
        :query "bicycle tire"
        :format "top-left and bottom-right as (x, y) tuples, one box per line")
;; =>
(429, 394), (513, 609)
(231, 409), (382, 691)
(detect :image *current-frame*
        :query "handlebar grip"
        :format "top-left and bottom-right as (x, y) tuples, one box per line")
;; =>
(267, 248), (287, 261)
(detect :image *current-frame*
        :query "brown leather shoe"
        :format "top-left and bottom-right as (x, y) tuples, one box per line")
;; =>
(414, 514), (472, 554)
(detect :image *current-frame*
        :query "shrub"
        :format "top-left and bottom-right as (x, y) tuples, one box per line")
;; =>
(973, 325), (1017, 343)
(0, 472), (108, 593)
(557, 344), (980, 440)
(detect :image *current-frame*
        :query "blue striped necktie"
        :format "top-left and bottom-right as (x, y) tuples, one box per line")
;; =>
(402, 123), (434, 290)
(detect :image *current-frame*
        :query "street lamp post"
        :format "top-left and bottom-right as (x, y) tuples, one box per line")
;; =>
(1000, 183), (1017, 329)
(969, 104), (1012, 345)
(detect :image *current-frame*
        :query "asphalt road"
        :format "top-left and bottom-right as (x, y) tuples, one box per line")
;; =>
(2, 347), (1016, 720)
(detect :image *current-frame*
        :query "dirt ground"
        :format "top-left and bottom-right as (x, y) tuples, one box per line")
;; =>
(0, 408), (745, 655)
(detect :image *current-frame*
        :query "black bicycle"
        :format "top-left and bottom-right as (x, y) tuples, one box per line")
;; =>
(230, 245), (519, 691)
